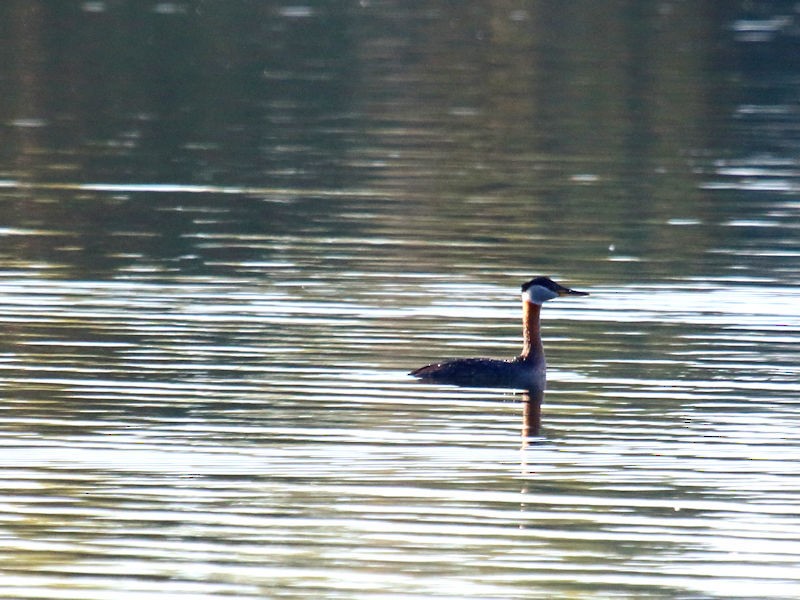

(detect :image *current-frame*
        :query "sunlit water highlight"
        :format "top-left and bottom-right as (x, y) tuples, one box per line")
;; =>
(0, 270), (798, 599)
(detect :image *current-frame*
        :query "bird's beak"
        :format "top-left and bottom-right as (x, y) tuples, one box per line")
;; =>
(558, 287), (589, 297)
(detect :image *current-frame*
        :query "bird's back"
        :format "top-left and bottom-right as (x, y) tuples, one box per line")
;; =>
(410, 356), (544, 390)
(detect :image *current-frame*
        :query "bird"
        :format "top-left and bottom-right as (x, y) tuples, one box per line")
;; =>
(410, 276), (588, 390)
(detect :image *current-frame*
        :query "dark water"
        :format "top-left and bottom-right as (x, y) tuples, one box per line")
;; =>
(1, 2), (799, 599)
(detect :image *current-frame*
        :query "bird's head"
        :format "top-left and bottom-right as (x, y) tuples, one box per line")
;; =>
(521, 276), (588, 305)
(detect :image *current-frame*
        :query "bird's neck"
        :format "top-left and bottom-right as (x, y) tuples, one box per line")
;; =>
(521, 301), (543, 360)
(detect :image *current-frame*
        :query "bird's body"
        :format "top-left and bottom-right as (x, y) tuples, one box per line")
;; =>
(410, 276), (587, 391)
(410, 355), (545, 390)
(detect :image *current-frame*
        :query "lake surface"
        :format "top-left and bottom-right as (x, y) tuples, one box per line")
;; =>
(1, 2), (799, 599)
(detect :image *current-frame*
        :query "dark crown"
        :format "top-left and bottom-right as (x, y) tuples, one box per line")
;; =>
(521, 276), (557, 292)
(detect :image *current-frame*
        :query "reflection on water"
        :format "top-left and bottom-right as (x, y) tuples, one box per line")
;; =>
(1, 2), (800, 599)
(521, 391), (543, 439)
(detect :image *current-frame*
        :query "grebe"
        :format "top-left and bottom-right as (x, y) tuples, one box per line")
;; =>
(410, 276), (588, 390)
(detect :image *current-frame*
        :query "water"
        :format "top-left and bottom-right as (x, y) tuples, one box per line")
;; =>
(1, 2), (800, 599)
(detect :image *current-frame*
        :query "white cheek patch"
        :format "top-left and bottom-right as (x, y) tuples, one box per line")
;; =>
(523, 285), (558, 304)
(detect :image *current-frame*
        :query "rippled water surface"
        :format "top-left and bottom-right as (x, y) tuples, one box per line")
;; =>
(1, 2), (800, 599)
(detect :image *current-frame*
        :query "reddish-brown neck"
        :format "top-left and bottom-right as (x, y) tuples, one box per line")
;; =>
(521, 300), (543, 359)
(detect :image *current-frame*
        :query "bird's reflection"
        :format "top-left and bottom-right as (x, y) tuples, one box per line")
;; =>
(520, 389), (543, 441)
(410, 379), (546, 444)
